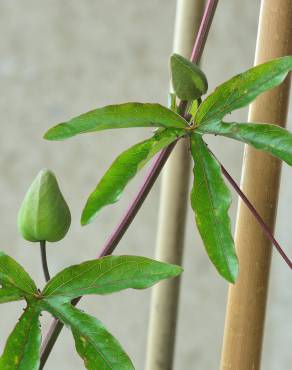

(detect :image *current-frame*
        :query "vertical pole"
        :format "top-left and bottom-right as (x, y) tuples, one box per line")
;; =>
(145, 1), (205, 369)
(220, 1), (292, 370)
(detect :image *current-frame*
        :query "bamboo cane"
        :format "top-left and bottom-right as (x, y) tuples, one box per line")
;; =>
(220, 1), (292, 369)
(145, 1), (205, 369)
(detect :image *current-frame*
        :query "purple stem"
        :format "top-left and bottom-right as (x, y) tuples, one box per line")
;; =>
(191, 0), (218, 63)
(39, 1), (220, 367)
(220, 162), (292, 269)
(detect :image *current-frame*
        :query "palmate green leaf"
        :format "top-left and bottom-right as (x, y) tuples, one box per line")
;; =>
(42, 255), (182, 301)
(170, 53), (208, 100)
(44, 102), (187, 141)
(190, 134), (238, 282)
(0, 251), (38, 300)
(195, 56), (292, 125)
(197, 120), (292, 166)
(42, 300), (134, 370)
(0, 305), (41, 370)
(81, 128), (184, 225)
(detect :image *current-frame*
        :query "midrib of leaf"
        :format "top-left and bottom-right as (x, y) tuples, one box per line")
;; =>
(195, 146), (233, 277)
(44, 259), (167, 298)
(43, 261), (113, 296)
(196, 66), (289, 125)
(44, 272), (168, 298)
(0, 265), (35, 296)
(44, 301), (115, 369)
(15, 306), (39, 370)
(0, 288), (23, 304)
(74, 331), (114, 370)
(138, 132), (179, 169)
(194, 77), (241, 125)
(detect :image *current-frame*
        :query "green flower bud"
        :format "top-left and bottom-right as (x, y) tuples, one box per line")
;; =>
(170, 53), (208, 100)
(18, 169), (71, 243)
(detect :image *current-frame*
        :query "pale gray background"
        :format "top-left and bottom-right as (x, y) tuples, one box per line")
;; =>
(0, 1), (291, 369)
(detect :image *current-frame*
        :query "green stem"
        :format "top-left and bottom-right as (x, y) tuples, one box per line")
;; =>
(40, 241), (51, 283)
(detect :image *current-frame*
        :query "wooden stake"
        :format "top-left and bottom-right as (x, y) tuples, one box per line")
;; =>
(145, 1), (205, 369)
(220, 1), (292, 369)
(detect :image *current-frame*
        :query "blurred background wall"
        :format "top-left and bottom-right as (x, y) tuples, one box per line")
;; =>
(0, 1), (291, 369)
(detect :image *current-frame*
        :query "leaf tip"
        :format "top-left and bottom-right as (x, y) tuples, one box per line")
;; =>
(170, 53), (179, 64)
(174, 265), (184, 276)
(43, 127), (58, 141)
(224, 262), (239, 284)
(80, 207), (93, 226)
(80, 215), (89, 227)
(43, 123), (71, 141)
(164, 263), (183, 279)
